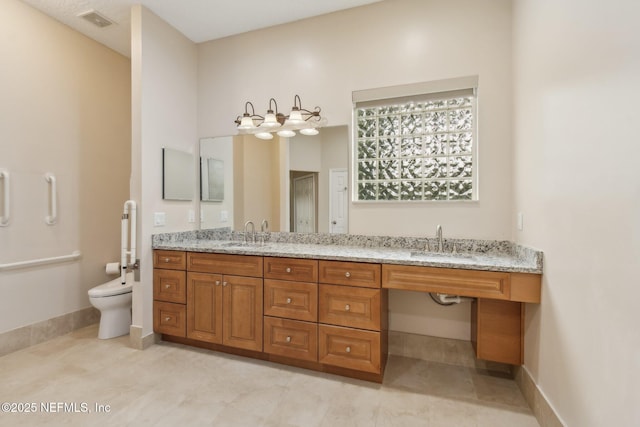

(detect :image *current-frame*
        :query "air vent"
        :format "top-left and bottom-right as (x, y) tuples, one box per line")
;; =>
(78, 10), (115, 28)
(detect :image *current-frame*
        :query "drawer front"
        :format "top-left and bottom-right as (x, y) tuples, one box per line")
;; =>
(187, 252), (263, 277)
(319, 284), (381, 331)
(319, 261), (381, 289)
(153, 301), (186, 337)
(153, 269), (186, 303)
(382, 264), (511, 300)
(264, 257), (318, 283)
(153, 250), (186, 270)
(318, 325), (380, 374)
(264, 279), (318, 322)
(264, 317), (318, 362)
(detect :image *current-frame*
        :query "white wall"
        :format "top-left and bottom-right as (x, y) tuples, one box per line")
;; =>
(513, 0), (640, 425)
(197, 0), (513, 241)
(130, 5), (198, 337)
(0, 0), (130, 333)
(197, 0), (512, 339)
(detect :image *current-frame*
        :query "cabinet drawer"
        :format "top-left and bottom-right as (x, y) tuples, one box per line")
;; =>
(382, 264), (511, 300)
(264, 279), (317, 322)
(153, 250), (186, 270)
(319, 261), (380, 289)
(153, 301), (186, 337)
(153, 269), (186, 303)
(319, 325), (380, 374)
(319, 284), (381, 331)
(187, 252), (263, 277)
(264, 257), (318, 282)
(264, 317), (318, 362)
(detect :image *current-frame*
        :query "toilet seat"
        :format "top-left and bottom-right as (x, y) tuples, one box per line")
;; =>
(88, 274), (133, 298)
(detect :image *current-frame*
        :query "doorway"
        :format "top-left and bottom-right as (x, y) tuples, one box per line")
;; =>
(290, 171), (318, 233)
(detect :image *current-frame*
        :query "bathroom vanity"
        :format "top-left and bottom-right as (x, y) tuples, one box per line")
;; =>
(152, 232), (542, 383)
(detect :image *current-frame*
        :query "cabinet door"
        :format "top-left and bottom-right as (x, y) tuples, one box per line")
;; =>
(223, 275), (263, 351)
(187, 272), (223, 343)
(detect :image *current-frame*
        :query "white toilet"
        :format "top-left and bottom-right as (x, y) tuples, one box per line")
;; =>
(88, 273), (133, 339)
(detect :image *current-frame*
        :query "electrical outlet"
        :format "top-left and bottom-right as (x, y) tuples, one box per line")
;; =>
(220, 210), (228, 222)
(188, 209), (195, 223)
(517, 212), (524, 231)
(154, 212), (166, 227)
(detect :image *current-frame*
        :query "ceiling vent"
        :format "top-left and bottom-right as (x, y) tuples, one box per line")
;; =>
(78, 10), (115, 28)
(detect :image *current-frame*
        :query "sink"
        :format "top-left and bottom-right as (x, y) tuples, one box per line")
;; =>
(410, 251), (476, 260)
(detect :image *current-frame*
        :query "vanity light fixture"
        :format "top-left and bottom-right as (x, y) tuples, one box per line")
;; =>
(234, 95), (324, 139)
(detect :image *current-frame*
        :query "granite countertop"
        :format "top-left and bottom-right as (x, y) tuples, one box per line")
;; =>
(152, 229), (543, 274)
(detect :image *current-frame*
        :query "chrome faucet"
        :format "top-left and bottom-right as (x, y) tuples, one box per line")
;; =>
(436, 224), (444, 252)
(244, 220), (255, 244)
(260, 219), (269, 245)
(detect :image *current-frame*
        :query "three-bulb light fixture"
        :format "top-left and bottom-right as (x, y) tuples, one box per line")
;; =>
(235, 95), (324, 140)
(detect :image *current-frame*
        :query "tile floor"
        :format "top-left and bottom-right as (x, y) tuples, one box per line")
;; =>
(0, 325), (539, 426)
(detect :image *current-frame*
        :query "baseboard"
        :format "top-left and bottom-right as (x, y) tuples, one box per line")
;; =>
(129, 325), (158, 350)
(515, 365), (565, 427)
(0, 307), (100, 357)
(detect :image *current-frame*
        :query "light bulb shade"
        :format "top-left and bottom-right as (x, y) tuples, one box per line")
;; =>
(286, 109), (304, 125)
(277, 129), (296, 138)
(260, 112), (281, 129)
(299, 127), (319, 136)
(255, 131), (274, 140)
(238, 116), (255, 129)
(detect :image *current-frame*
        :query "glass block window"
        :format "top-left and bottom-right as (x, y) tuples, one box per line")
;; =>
(354, 91), (476, 202)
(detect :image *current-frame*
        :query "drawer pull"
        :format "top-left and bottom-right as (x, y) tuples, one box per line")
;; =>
(215, 280), (221, 286)
(164, 316), (171, 322)
(345, 272), (351, 278)
(345, 346), (351, 353)
(285, 336), (291, 343)
(286, 297), (292, 304)
(286, 267), (291, 273)
(345, 304), (351, 311)
(223, 281), (228, 287)
(164, 258), (170, 263)
(164, 284), (171, 289)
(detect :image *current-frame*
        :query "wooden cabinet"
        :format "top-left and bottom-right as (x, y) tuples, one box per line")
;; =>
(153, 251), (187, 337)
(319, 260), (380, 289)
(471, 298), (523, 365)
(319, 284), (381, 331)
(264, 317), (318, 362)
(264, 279), (317, 322)
(264, 257), (318, 282)
(319, 325), (381, 374)
(187, 271), (263, 352)
(188, 252), (263, 277)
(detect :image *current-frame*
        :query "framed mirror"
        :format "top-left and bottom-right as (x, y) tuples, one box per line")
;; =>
(162, 147), (194, 201)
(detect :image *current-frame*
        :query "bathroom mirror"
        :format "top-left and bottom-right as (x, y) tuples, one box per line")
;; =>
(162, 148), (194, 201)
(199, 125), (349, 233)
(201, 158), (225, 201)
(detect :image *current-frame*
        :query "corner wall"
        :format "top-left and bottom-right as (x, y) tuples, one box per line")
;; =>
(130, 5), (198, 339)
(513, 0), (640, 425)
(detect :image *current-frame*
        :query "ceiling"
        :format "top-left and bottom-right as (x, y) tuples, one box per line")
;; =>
(21, 0), (382, 57)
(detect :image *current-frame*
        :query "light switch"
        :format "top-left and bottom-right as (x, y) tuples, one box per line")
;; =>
(154, 212), (166, 227)
(220, 210), (228, 222)
(188, 209), (195, 223)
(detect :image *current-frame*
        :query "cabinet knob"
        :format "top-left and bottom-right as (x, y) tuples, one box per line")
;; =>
(345, 272), (351, 278)
(345, 304), (350, 311)
(164, 258), (170, 263)
(345, 346), (351, 353)
(165, 284), (170, 289)
(285, 336), (291, 343)
(286, 297), (292, 304)
(223, 281), (228, 287)
(164, 316), (171, 322)
(286, 267), (291, 273)
(215, 280), (221, 286)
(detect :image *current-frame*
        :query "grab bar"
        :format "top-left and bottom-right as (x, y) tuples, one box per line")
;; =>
(45, 173), (57, 225)
(0, 170), (8, 226)
(0, 250), (81, 272)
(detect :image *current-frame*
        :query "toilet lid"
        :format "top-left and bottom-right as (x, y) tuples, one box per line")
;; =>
(88, 273), (134, 298)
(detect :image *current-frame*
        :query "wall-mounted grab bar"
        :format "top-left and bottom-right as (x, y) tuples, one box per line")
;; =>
(0, 250), (81, 272)
(0, 170), (9, 226)
(45, 173), (57, 225)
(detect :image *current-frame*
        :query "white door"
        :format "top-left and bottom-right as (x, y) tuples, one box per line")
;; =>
(293, 174), (316, 233)
(329, 168), (348, 234)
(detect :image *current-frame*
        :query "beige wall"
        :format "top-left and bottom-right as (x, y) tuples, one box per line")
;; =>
(196, 0), (511, 339)
(0, 0), (131, 333)
(130, 5), (198, 336)
(513, 0), (640, 425)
